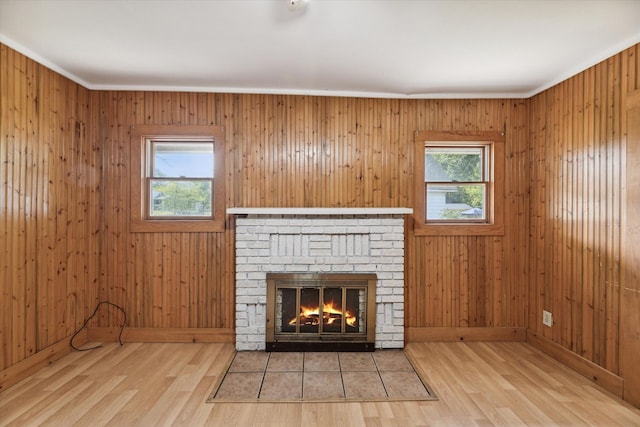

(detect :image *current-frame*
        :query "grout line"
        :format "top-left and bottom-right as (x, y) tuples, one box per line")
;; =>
(337, 353), (347, 398)
(212, 350), (238, 399)
(301, 353), (306, 399)
(255, 352), (271, 399)
(372, 352), (391, 398)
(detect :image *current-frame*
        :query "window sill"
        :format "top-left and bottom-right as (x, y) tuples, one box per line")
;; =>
(414, 222), (504, 236)
(130, 218), (225, 233)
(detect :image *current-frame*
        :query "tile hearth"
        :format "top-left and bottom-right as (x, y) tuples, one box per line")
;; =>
(209, 351), (436, 402)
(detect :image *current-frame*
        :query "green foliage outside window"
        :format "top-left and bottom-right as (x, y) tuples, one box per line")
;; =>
(151, 180), (212, 217)
(431, 152), (484, 209)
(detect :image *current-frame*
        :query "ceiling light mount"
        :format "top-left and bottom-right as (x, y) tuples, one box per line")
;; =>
(288, 0), (308, 12)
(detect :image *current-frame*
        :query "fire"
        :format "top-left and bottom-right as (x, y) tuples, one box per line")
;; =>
(290, 301), (357, 327)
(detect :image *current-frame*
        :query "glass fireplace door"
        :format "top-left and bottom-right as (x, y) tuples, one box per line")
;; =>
(267, 273), (376, 350)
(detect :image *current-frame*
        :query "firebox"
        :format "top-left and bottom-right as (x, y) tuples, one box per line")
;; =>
(266, 273), (377, 351)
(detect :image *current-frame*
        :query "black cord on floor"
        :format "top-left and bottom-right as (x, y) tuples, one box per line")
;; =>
(70, 301), (127, 351)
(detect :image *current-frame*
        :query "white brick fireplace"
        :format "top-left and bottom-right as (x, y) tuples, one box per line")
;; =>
(227, 208), (412, 351)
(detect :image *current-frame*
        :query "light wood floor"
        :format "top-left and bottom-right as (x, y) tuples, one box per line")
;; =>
(1, 341), (639, 426)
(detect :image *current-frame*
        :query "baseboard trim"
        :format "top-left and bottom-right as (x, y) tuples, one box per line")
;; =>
(0, 330), (87, 392)
(86, 327), (235, 343)
(526, 330), (624, 398)
(406, 327), (526, 342)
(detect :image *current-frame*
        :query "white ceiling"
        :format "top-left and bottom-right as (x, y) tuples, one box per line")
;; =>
(1, 0), (639, 99)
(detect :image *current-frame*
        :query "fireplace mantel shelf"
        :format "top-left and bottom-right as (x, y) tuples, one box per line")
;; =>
(226, 207), (413, 215)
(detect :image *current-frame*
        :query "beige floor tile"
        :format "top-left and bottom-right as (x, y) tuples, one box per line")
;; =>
(303, 352), (340, 371)
(259, 372), (303, 399)
(339, 352), (376, 371)
(228, 351), (269, 372)
(303, 371), (345, 400)
(211, 350), (435, 402)
(342, 371), (387, 399)
(267, 352), (304, 371)
(214, 372), (263, 399)
(373, 350), (414, 371)
(380, 371), (431, 399)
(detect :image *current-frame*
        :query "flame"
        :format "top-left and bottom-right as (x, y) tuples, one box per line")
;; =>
(289, 301), (357, 328)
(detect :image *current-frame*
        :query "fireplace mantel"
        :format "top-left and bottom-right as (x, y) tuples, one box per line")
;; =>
(227, 207), (413, 215)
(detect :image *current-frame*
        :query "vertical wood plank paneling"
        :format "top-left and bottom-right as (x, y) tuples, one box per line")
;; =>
(1, 44), (100, 371)
(621, 88), (640, 406)
(4, 41), (637, 383)
(529, 44), (639, 373)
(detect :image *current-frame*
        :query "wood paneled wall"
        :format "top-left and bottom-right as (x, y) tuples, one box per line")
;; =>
(1, 44), (101, 371)
(95, 94), (529, 332)
(4, 39), (637, 384)
(528, 44), (639, 374)
(0, 42), (529, 372)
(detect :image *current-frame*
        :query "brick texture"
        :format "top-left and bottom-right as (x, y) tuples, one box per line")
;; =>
(234, 215), (405, 351)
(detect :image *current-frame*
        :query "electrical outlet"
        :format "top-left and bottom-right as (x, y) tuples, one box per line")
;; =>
(542, 310), (553, 327)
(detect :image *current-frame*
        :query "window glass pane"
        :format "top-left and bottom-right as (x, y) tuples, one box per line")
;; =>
(150, 180), (212, 217)
(426, 184), (486, 220)
(152, 142), (214, 178)
(425, 147), (483, 182)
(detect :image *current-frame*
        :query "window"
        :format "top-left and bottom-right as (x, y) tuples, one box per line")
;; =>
(131, 125), (225, 232)
(414, 131), (504, 236)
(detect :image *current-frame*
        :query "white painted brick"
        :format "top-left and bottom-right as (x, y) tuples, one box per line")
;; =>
(325, 256), (348, 265)
(305, 226), (327, 234)
(380, 249), (404, 257)
(309, 241), (331, 250)
(235, 257), (249, 265)
(244, 240), (269, 249)
(309, 249), (332, 257)
(235, 233), (261, 241)
(382, 233), (404, 241)
(290, 256), (316, 265)
(247, 272), (265, 281)
(385, 304), (393, 326)
(330, 265), (355, 272)
(236, 296), (258, 304)
(370, 240), (393, 249)
(376, 287), (392, 295)
(356, 218), (383, 226)
(234, 215), (406, 348)
(346, 256), (371, 264)
(279, 226), (301, 234)
(246, 257), (271, 264)
(247, 287), (267, 296)
(270, 256), (293, 265)
(378, 264), (404, 272)
(346, 226), (371, 234)
(285, 264), (309, 272)
(308, 264), (332, 272)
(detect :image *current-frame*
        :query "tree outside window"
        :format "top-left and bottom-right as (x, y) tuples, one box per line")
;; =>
(130, 125), (226, 233)
(414, 130), (504, 236)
